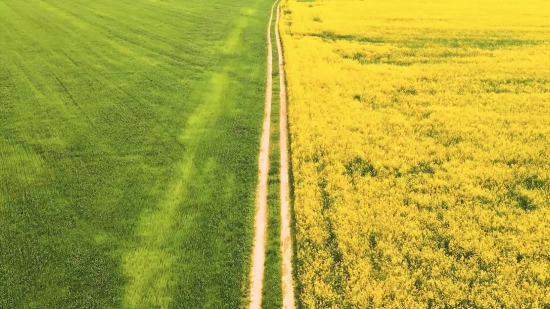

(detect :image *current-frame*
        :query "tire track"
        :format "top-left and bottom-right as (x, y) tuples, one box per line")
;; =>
(275, 4), (295, 309)
(248, 1), (278, 308)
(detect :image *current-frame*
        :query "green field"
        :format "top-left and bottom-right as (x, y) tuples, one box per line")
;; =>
(0, 0), (274, 307)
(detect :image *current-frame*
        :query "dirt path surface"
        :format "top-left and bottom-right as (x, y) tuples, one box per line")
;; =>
(275, 5), (296, 309)
(248, 1), (278, 309)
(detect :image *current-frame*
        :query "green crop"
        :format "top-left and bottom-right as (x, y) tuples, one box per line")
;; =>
(0, 0), (273, 308)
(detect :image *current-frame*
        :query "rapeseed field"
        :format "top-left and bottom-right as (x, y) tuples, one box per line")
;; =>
(280, 0), (550, 307)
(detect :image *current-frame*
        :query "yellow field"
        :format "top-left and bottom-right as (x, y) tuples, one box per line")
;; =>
(280, 0), (550, 307)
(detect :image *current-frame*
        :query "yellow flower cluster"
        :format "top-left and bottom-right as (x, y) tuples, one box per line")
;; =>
(280, 0), (550, 307)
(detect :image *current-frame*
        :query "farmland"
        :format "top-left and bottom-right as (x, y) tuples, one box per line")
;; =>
(280, 0), (550, 308)
(0, 0), (274, 308)
(3, 0), (550, 307)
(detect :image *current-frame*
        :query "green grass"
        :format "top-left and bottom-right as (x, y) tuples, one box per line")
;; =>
(0, 0), (273, 308)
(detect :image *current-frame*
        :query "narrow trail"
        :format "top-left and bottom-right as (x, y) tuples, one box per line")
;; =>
(249, 2), (295, 309)
(275, 4), (295, 309)
(248, 1), (278, 308)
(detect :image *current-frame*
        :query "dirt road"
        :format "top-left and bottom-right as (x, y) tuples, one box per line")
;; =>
(249, 2), (295, 309)
(248, 1), (278, 308)
(275, 4), (295, 309)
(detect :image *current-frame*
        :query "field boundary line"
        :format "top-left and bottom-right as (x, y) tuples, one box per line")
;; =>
(275, 4), (295, 309)
(248, 1), (278, 308)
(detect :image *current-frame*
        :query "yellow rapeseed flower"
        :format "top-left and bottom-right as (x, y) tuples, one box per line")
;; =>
(280, 0), (550, 307)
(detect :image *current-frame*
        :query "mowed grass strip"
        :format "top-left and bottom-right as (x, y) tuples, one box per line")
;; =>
(0, 0), (272, 308)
